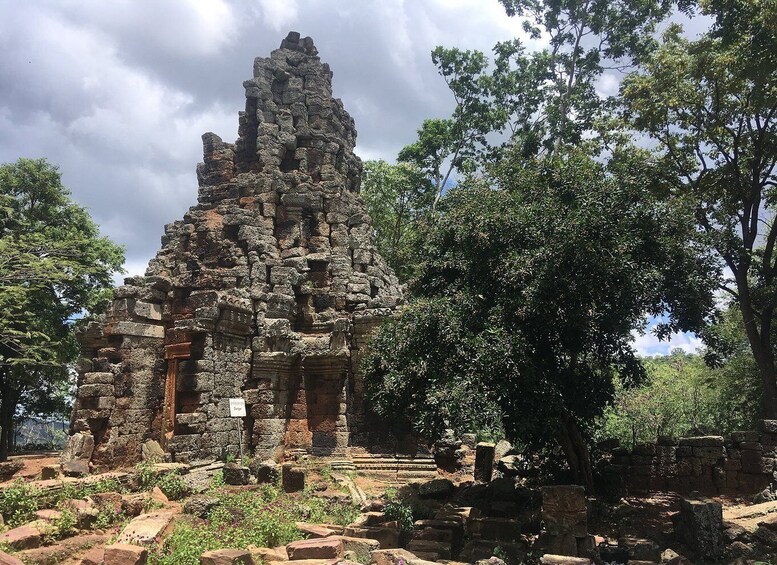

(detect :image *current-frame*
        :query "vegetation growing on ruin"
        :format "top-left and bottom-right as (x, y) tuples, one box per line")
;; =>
(149, 484), (359, 565)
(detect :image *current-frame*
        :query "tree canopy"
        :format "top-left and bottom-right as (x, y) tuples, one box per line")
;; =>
(0, 158), (124, 459)
(364, 148), (717, 488)
(622, 0), (777, 416)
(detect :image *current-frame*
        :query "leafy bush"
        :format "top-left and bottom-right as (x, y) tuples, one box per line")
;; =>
(94, 506), (123, 530)
(135, 461), (157, 490)
(383, 500), (414, 533)
(209, 470), (225, 490)
(0, 480), (41, 527)
(52, 509), (77, 539)
(156, 471), (189, 501)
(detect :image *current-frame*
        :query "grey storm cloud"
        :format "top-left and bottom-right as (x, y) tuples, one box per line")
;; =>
(0, 0), (532, 278)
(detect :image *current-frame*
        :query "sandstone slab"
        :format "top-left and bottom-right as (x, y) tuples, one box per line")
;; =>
(104, 543), (148, 565)
(0, 550), (23, 565)
(0, 524), (42, 550)
(117, 511), (175, 546)
(200, 548), (254, 564)
(286, 538), (343, 560)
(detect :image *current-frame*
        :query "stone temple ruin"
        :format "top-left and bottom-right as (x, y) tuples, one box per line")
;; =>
(69, 32), (404, 468)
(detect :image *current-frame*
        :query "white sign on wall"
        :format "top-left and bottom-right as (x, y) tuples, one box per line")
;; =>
(228, 398), (246, 418)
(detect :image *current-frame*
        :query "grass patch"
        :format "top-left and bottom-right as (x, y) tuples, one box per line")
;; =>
(149, 484), (359, 565)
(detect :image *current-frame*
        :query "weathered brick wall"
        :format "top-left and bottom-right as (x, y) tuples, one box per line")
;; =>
(67, 33), (404, 467)
(601, 420), (777, 496)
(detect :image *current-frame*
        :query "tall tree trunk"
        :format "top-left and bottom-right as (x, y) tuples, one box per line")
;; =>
(557, 413), (595, 493)
(0, 393), (13, 462)
(738, 279), (777, 418)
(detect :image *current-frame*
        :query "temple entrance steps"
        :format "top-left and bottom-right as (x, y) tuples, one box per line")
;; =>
(328, 454), (439, 484)
(350, 454), (439, 483)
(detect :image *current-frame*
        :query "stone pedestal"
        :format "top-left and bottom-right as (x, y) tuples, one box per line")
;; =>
(672, 497), (723, 560)
(282, 463), (305, 493)
(475, 442), (495, 482)
(541, 485), (587, 557)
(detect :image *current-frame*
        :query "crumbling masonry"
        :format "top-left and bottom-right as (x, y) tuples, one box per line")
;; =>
(69, 33), (404, 467)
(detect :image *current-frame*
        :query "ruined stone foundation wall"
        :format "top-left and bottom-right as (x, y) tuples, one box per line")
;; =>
(68, 32), (404, 468)
(600, 420), (777, 497)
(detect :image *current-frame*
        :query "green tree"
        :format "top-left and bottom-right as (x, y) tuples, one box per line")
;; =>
(598, 333), (762, 449)
(360, 160), (432, 282)
(0, 158), (124, 460)
(622, 0), (777, 416)
(364, 148), (717, 490)
(400, 0), (674, 187)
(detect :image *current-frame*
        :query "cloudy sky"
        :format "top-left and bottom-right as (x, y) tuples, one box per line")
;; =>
(0, 0), (706, 355)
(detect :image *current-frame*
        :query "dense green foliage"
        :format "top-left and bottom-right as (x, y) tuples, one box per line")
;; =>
(597, 345), (760, 448)
(622, 0), (777, 416)
(0, 158), (124, 459)
(364, 149), (717, 487)
(363, 0), (777, 491)
(360, 160), (432, 282)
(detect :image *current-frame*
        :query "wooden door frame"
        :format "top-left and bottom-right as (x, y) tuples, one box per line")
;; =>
(163, 342), (191, 447)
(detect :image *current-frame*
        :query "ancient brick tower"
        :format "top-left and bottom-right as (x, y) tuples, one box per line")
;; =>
(70, 32), (403, 467)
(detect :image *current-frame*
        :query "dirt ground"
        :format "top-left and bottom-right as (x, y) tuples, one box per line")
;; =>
(1, 452), (59, 483)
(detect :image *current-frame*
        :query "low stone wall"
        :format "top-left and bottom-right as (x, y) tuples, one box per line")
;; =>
(601, 420), (777, 496)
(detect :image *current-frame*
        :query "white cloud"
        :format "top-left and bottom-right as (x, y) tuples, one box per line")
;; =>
(0, 0), (704, 284)
(632, 328), (704, 357)
(256, 0), (299, 32)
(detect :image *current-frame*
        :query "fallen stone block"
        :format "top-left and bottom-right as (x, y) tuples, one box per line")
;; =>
(282, 463), (305, 493)
(200, 548), (254, 564)
(247, 546), (287, 562)
(81, 545), (106, 565)
(415, 527), (453, 542)
(40, 465), (59, 480)
(250, 459), (279, 483)
(619, 535), (660, 562)
(355, 511), (386, 526)
(370, 548), (436, 565)
(343, 525), (399, 549)
(406, 539), (451, 559)
(121, 493), (148, 517)
(296, 522), (338, 538)
(672, 497), (723, 560)
(62, 459), (90, 477)
(141, 440), (165, 462)
(18, 533), (106, 564)
(418, 478), (454, 499)
(117, 511), (175, 546)
(475, 443), (495, 482)
(330, 536), (380, 563)
(0, 524), (43, 550)
(223, 464), (250, 486)
(286, 537), (344, 560)
(150, 486), (169, 505)
(184, 495), (221, 519)
(541, 485), (586, 513)
(0, 550), (24, 565)
(61, 498), (99, 528)
(471, 517), (522, 543)
(539, 555), (590, 565)
(33, 509), (62, 522)
(104, 542), (148, 565)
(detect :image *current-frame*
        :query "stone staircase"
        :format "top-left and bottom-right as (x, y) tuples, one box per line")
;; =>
(407, 504), (476, 561)
(350, 454), (438, 483)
